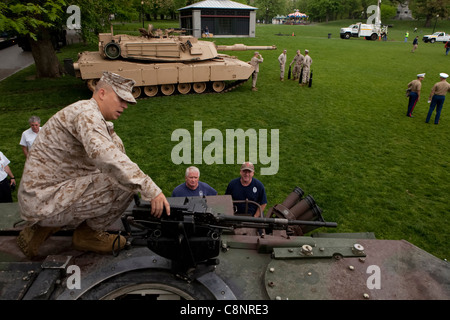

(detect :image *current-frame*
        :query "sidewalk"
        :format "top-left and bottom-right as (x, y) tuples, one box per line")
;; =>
(0, 44), (34, 81)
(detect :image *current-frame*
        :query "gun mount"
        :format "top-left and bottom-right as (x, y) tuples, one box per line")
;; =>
(71, 25), (277, 98)
(122, 195), (337, 275)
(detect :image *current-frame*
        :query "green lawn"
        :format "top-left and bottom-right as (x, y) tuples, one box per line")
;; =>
(0, 19), (449, 260)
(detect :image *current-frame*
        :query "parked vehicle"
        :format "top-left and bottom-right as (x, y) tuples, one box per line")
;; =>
(422, 32), (450, 43)
(70, 26), (276, 98)
(340, 23), (387, 41)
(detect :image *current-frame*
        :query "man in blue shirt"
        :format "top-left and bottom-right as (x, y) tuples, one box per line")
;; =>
(172, 166), (217, 197)
(225, 162), (267, 217)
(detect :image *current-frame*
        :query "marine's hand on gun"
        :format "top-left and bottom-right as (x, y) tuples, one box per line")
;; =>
(150, 192), (171, 218)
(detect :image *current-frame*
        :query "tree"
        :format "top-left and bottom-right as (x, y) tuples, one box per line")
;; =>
(0, 0), (138, 79)
(410, 0), (449, 27)
(254, 0), (287, 23)
(0, 0), (66, 78)
(380, 3), (397, 21)
(308, 0), (342, 22)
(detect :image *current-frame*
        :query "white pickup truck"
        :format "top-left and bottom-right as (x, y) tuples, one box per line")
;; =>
(422, 32), (450, 43)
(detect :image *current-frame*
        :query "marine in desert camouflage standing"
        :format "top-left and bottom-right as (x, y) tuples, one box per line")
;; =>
(278, 49), (287, 81)
(17, 71), (170, 258)
(300, 49), (313, 87)
(289, 50), (304, 81)
(249, 51), (263, 91)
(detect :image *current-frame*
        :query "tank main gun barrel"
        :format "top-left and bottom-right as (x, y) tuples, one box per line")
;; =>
(216, 44), (277, 51)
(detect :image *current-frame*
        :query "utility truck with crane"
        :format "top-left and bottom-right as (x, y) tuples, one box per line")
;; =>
(340, 0), (387, 40)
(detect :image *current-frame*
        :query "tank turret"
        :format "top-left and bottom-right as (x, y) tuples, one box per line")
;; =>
(72, 25), (277, 98)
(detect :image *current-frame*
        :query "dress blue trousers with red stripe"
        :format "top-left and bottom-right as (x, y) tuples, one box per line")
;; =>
(426, 95), (445, 124)
(407, 92), (418, 117)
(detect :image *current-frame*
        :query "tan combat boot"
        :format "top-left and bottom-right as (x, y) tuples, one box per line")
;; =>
(72, 222), (126, 254)
(17, 224), (60, 258)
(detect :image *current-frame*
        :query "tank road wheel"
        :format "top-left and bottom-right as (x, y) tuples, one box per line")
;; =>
(86, 79), (99, 92)
(78, 270), (215, 300)
(132, 86), (142, 99)
(104, 42), (121, 59)
(212, 81), (225, 93)
(177, 83), (191, 95)
(144, 85), (158, 97)
(193, 82), (207, 94)
(161, 84), (175, 96)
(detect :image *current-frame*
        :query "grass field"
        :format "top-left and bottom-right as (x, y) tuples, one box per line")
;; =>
(0, 19), (449, 260)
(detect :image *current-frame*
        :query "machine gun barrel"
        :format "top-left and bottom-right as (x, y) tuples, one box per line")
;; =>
(216, 44), (277, 51)
(214, 213), (337, 229)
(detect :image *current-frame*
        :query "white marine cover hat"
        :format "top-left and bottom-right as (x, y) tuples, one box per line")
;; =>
(417, 73), (425, 78)
(439, 73), (449, 79)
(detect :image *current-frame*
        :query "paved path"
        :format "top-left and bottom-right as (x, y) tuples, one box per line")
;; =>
(0, 44), (34, 81)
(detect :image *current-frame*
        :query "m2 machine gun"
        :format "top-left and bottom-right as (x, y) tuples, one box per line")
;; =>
(122, 193), (336, 275)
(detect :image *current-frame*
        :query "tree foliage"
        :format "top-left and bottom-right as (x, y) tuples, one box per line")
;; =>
(0, 0), (67, 78)
(1, 0), (448, 79)
(409, 0), (450, 26)
(0, 0), (66, 40)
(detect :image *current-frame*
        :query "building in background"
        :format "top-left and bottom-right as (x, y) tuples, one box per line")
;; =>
(178, 0), (257, 38)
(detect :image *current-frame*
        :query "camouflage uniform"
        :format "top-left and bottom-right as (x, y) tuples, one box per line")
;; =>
(301, 52), (313, 85)
(278, 50), (287, 80)
(249, 52), (263, 90)
(18, 98), (162, 230)
(290, 52), (304, 80)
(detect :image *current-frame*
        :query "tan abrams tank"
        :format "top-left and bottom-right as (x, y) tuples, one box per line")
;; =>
(73, 26), (276, 98)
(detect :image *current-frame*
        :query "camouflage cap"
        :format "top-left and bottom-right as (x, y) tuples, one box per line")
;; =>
(240, 161), (255, 172)
(100, 71), (137, 104)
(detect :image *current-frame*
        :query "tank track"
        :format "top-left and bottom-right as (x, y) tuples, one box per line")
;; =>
(133, 79), (248, 100)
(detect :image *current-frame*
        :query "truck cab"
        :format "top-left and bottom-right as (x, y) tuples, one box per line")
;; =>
(340, 24), (360, 39)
